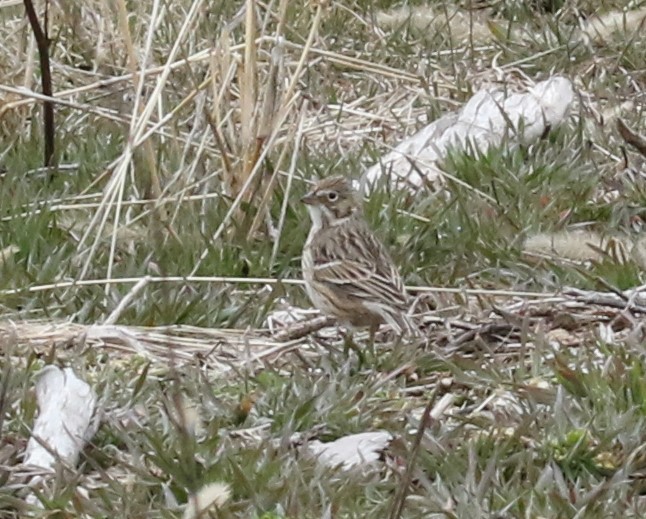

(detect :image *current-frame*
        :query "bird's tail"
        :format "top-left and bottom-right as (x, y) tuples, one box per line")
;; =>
(377, 305), (420, 338)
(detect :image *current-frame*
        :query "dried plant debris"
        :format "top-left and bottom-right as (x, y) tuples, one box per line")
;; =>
(617, 118), (646, 159)
(2, 284), (646, 367)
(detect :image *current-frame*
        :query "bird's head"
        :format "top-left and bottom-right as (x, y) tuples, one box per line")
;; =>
(301, 176), (361, 228)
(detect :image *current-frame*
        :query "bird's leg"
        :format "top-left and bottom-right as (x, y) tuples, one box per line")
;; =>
(368, 322), (379, 350)
(368, 321), (379, 353)
(353, 321), (380, 367)
(342, 328), (365, 367)
(342, 329), (352, 354)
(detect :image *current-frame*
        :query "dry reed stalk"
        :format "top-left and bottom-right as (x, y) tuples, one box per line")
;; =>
(70, 0), (162, 284)
(246, 38), (286, 238)
(113, 0), (163, 202)
(216, 0), (262, 237)
(226, 0), (274, 239)
(188, 82), (304, 275)
(75, 0), (206, 285)
(210, 0), (325, 241)
(207, 27), (238, 196)
(246, 0), (291, 238)
(0, 4), (35, 142)
(0, 83), (129, 124)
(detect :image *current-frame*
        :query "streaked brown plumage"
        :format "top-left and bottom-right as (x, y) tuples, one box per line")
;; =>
(301, 176), (415, 336)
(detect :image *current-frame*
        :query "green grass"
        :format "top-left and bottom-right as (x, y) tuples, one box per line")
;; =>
(2, 0), (646, 517)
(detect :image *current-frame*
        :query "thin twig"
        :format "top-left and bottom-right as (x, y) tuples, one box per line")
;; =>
(103, 276), (151, 325)
(388, 390), (437, 519)
(272, 315), (335, 341)
(23, 0), (55, 168)
(617, 117), (646, 158)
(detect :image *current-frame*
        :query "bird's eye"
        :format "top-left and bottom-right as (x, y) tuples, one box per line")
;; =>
(327, 191), (338, 202)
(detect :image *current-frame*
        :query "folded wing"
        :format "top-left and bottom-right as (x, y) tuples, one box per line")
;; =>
(311, 222), (408, 310)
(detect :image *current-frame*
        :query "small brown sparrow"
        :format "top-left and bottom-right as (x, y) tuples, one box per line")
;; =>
(301, 176), (416, 337)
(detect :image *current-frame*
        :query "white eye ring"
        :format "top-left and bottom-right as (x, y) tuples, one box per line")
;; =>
(327, 191), (338, 201)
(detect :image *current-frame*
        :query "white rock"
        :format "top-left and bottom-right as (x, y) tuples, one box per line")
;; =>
(363, 76), (575, 192)
(23, 366), (97, 506)
(307, 431), (393, 471)
(24, 366), (97, 469)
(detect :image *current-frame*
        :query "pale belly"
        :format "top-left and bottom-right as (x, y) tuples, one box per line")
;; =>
(302, 233), (335, 315)
(301, 243), (322, 308)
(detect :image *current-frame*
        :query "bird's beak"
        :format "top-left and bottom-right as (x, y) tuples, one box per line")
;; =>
(301, 192), (316, 205)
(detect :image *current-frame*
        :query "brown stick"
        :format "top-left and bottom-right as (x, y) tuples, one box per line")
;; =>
(272, 315), (335, 341)
(617, 118), (646, 158)
(24, 0), (55, 169)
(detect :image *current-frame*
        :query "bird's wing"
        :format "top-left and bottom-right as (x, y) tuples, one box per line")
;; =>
(312, 260), (408, 308)
(310, 223), (408, 308)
